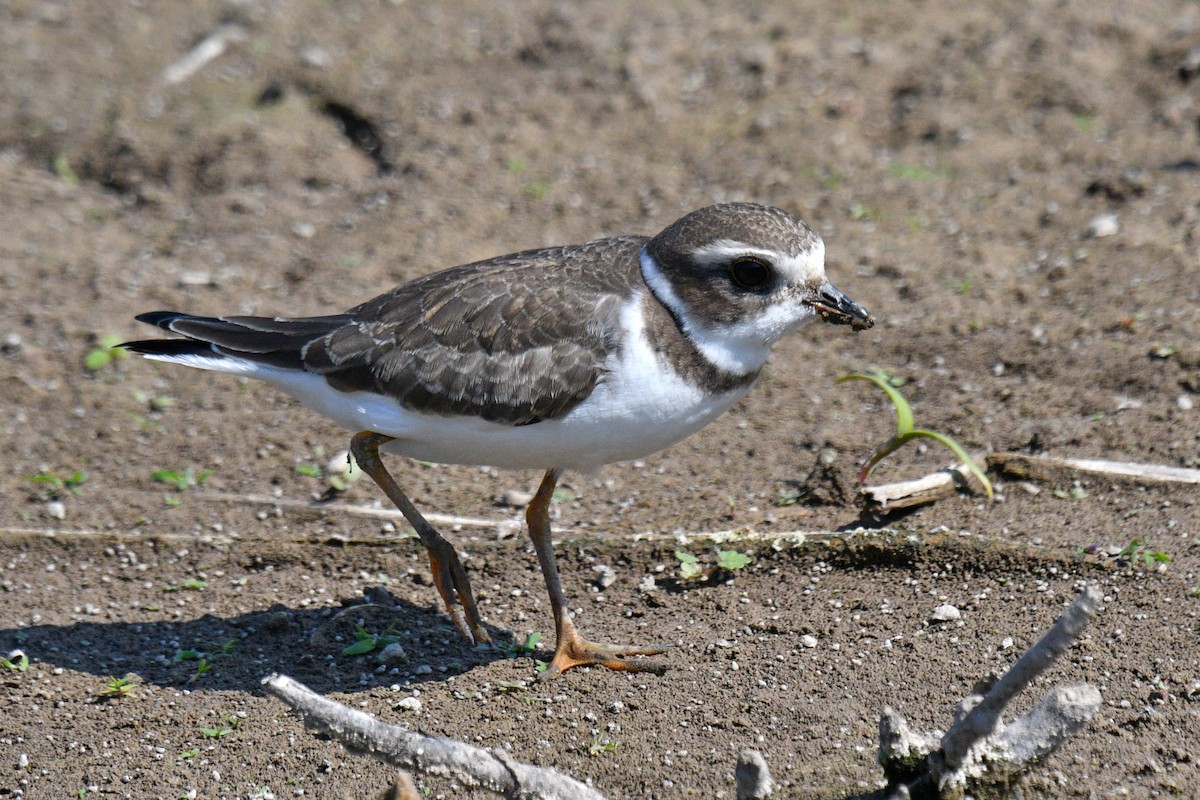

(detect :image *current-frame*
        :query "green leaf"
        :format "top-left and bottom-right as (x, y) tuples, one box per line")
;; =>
(294, 464), (321, 478)
(717, 550), (751, 570)
(674, 550), (698, 564)
(152, 469), (184, 487)
(343, 627), (379, 656)
(837, 371), (993, 499)
(1, 652), (29, 672)
(84, 349), (113, 371)
(679, 561), (703, 580)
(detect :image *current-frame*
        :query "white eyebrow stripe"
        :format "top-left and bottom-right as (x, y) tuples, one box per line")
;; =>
(686, 241), (783, 268)
(688, 239), (827, 285)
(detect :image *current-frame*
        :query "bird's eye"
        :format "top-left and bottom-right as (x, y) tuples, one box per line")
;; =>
(729, 258), (771, 289)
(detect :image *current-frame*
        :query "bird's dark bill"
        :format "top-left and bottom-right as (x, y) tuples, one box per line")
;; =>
(808, 282), (875, 331)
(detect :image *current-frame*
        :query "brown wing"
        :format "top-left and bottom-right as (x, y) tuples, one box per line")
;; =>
(299, 236), (649, 425)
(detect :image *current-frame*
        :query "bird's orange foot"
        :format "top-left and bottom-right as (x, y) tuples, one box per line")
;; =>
(539, 630), (670, 679)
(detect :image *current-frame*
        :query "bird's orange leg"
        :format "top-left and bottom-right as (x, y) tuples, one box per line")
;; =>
(527, 469), (668, 679)
(350, 431), (490, 645)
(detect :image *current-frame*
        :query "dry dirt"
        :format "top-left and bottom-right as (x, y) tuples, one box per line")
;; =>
(2, 1), (1200, 798)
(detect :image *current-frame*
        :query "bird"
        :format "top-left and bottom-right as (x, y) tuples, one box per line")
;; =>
(122, 202), (874, 678)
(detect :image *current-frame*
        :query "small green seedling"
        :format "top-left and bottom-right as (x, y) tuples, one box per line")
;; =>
(200, 715), (240, 738)
(1, 650), (30, 672)
(1118, 539), (1171, 568)
(152, 467), (213, 491)
(676, 551), (703, 581)
(178, 748), (200, 760)
(85, 334), (128, 371)
(587, 734), (619, 757)
(717, 550), (751, 571)
(30, 470), (88, 499)
(99, 675), (135, 698)
(837, 370), (993, 499)
(163, 577), (207, 593)
(343, 623), (401, 656)
(675, 549), (752, 582)
(186, 659), (213, 684)
(497, 631), (542, 660)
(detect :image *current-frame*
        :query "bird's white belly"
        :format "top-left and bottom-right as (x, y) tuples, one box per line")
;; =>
(255, 291), (754, 472)
(382, 372), (745, 471)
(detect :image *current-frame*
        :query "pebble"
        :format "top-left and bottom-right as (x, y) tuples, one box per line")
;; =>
(930, 604), (961, 622)
(1178, 395), (1194, 411)
(292, 222), (316, 239)
(301, 45), (331, 68)
(592, 564), (617, 589)
(46, 501), (66, 520)
(177, 270), (216, 287)
(1, 332), (21, 355)
(1001, 636), (1014, 650)
(1087, 213), (1119, 238)
(637, 575), (657, 593)
(414, 664), (433, 675)
(395, 696), (422, 713)
(608, 700), (625, 714)
(377, 643), (408, 666)
(799, 634), (818, 648)
(501, 489), (534, 508)
(18, 753), (28, 769)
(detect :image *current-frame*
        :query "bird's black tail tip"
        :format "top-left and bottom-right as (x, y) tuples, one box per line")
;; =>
(119, 338), (211, 357)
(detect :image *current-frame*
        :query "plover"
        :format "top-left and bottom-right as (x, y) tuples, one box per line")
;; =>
(124, 202), (873, 677)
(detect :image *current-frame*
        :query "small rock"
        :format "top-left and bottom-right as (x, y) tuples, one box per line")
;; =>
(1, 332), (22, 355)
(292, 222), (316, 239)
(395, 696), (422, 713)
(414, 664), (433, 675)
(500, 489), (534, 508)
(17, 753), (28, 769)
(608, 700), (626, 714)
(637, 574), (657, 593)
(592, 564), (617, 589)
(1114, 395), (1142, 411)
(931, 604), (961, 622)
(1086, 213), (1119, 238)
(177, 270), (216, 288)
(46, 501), (66, 520)
(1001, 636), (1014, 649)
(377, 643), (408, 666)
(301, 45), (331, 68)
(713, 639), (735, 649)
(1178, 395), (1195, 411)
(799, 634), (818, 648)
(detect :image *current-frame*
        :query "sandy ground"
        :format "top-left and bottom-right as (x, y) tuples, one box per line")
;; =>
(2, 1), (1199, 797)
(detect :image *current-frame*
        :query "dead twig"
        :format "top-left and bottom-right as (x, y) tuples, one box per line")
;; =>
(860, 463), (977, 512)
(878, 586), (1104, 799)
(265, 673), (777, 799)
(264, 673), (606, 800)
(988, 452), (1200, 487)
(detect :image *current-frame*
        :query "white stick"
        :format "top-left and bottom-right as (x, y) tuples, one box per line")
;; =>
(263, 673), (607, 800)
